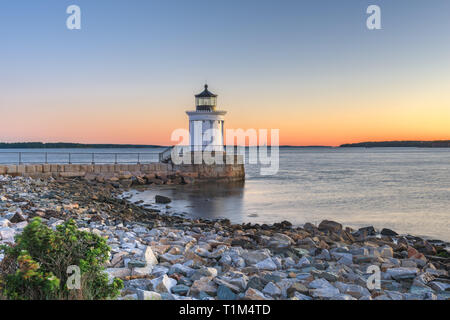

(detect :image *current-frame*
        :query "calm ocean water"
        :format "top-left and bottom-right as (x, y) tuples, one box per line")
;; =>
(1, 147), (449, 241)
(129, 147), (450, 242)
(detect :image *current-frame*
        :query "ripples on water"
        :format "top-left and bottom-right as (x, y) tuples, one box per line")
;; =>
(130, 148), (450, 241)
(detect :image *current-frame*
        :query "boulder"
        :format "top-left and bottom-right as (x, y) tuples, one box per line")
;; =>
(318, 220), (342, 233)
(381, 228), (398, 236)
(155, 195), (171, 204)
(9, 212), (26, 223)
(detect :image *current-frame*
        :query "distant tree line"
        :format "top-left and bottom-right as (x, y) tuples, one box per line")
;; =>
(340, 141), (450, 148)
(0, 142), (165, 149)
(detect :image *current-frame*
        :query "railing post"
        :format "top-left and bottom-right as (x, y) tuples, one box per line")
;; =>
(115, 153), (118, 164)
(68, 153), (71, 164)
(137, 153), (140, 164)
(45, 152), (48, 164)
(92, 153), (95, 165)
(18, 152), (22, 165)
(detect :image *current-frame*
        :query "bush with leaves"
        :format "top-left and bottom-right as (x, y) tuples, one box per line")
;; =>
(0, 217), (123, 300)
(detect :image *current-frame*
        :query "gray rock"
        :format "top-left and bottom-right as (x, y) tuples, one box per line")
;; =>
(335, 282), (370, 298)
(169, 263), (195, 277)
(331, 293), (357, 300)
(428, 281), (450, 293)
(381, 228), (398, 236)
(386, 267), (419, 280)
(246, 276), (267, 291)
(254, 257), (277, 271)
(262, 282), (282, 296)
(171, 284), (190, 296)
(155, 195), (171, 204)
(292, 292), (312, 300)
(217, 285), (237, 300)
(287, 282), (309, 297)
(310, 286), (340, 299)
(136, 290), (162, 300)
(242, 249), (271, 265)
(243, 288), (268, 300)
(308, 278), (332, 289)
(297, 256), (311, 267)
(191, 267), (218, 280)
(318, 220), (342, 233)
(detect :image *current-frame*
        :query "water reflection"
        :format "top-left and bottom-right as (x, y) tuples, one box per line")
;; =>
(132, 181), (245, 221)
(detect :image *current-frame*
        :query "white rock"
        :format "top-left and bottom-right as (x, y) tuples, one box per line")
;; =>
(151, 274), (177, 293)
(0, 227), (15, 240)
(14, 221), (28, 230)
(143, 246), (158, 266)
(0, 218), (11, 228)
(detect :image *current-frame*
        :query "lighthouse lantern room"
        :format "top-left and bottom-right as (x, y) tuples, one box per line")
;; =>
(186, 85), (227, 152)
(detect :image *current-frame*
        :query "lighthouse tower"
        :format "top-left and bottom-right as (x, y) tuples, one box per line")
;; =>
(186, 85), (227, 152)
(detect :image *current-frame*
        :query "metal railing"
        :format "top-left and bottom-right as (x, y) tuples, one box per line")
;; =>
(0, 151), (168, 165)
(0, 146), (247, 165)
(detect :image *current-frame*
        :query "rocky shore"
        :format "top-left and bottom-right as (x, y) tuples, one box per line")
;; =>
(0, 175), (449, 300)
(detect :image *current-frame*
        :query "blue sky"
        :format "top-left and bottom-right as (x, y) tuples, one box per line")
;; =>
(1, 0), (449, 145)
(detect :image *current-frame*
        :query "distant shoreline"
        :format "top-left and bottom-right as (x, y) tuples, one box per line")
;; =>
(0, 142), (166, 149)
(0, 140), (449, 149)
(339, 140), (450, 148)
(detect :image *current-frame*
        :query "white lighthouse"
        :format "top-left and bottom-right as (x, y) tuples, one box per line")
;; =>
(186, 85), (227, 152)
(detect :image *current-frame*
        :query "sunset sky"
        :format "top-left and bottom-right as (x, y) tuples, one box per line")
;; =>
(1, 0), (449, 146)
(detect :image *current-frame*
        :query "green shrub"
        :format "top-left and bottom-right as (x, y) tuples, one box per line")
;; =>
(0, 217), (123, 300)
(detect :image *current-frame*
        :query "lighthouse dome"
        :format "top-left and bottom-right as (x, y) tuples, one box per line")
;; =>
(195, 84), (217, 111)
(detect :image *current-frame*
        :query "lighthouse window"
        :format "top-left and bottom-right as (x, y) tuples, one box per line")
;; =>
(196, 97), (216, 106)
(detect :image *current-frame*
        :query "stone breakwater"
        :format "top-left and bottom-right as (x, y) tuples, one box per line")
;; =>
(0, 159), (245, 185)
(0, 175), (449, 300)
